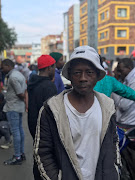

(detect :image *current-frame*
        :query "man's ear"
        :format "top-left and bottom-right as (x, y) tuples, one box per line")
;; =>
(47, 66), (51, 72)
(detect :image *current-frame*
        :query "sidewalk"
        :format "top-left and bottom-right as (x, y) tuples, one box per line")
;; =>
(0, 113), (34, 180)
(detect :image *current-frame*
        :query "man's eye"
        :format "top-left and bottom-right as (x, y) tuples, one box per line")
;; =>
(87, 71), (94, 75)
(73, 72), (81, 76)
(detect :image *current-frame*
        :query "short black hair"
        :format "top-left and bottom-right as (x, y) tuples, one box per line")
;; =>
(68, 58), (100, 77)
(118, 58), (134, 69)
(2, 59), (15, 68)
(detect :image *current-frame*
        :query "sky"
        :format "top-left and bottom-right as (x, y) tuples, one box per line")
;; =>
(2, 0), (79, 44)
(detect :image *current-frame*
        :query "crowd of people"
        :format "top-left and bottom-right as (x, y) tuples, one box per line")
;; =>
(0, 46), (135, 180)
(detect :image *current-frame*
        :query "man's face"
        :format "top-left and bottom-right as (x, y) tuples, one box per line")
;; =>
(56, 56), (64, 70)
(117, 63), (131, 81)
(49, 64), (56, 80)
(69, 62), (98, 95)
(1, 63), (10, 74)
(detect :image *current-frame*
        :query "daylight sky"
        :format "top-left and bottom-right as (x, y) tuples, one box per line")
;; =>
(2, 0), (79, 44)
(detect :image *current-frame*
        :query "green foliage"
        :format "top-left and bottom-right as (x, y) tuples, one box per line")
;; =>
(0, 18), (17, 53)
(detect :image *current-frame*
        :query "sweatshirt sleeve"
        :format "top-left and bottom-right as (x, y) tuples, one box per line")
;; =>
(34, 106), (59, 180)
(112, 77), (135, 101)
(117, 82), (135, 112)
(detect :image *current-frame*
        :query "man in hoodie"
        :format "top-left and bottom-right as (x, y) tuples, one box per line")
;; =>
(34, 46), (121, 180)
(50, 52), (65, 94)
(27, 55), (57, 139)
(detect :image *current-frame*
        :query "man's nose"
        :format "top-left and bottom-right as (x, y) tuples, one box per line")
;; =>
(80, 72), (87, 81)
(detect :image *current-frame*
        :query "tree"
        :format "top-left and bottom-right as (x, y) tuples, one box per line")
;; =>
(0, 18), (17, 53)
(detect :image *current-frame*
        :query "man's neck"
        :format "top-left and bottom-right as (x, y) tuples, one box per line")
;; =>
(68, 90), (95, 113)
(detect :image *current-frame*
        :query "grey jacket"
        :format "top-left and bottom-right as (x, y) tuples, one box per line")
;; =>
(34, 90), (120, 180)
(114, 68), (135, 125)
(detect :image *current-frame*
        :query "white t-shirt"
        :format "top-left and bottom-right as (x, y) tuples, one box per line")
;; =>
(64, 94), (102, 180)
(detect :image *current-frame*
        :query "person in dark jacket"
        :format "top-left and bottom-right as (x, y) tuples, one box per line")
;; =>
(27, 55), (57, 139)
(50, 52), (65, 94)
(27, 55), (57, 180)
(34, 46), (121, 180)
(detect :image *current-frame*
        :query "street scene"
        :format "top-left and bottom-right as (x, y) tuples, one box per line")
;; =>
(0, 0), (135, 180)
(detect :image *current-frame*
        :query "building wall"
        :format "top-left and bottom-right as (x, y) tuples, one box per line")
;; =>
(63, 12), (69, 62)
(68, 6), (74, 54)
(74, 4), (80, 48)
(41, 35), (62, 54)
(98, 0), (135, 60)
(80, 0), (88, 46)
(31, 43), (41, 64)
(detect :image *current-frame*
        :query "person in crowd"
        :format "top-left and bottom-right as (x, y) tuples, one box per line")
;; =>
(27, 55), (57, 180)
(0, 92), (11, 149)
(27, 55), (57, 139)
(112, 58), (135, 126)
(94, 58), (135, 99)
(28, 64), (38, 81)
(50, 52), (65, 94)
(15, 62), (30, 82)
(34, 46), (121, 180)
(1, 59), (27, 165)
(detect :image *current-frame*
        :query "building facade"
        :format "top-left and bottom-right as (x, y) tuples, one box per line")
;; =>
(79, 0), (98, 50)
(80, 0), (88, 46)
(68, 4), (80, 56)
(41, 34), (63, 55)
(11, 44), (32, 63)
(98, 0), (135, 60)
(30, 43), (41, 64)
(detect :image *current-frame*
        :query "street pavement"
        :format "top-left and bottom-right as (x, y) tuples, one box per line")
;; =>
(0, 113), (34, 180)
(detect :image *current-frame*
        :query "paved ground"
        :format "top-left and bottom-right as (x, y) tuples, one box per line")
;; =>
(0, 113), (34, 180)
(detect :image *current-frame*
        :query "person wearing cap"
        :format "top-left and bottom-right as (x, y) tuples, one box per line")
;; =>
(34, 46), (121, 180)
(50, 52), (65, 94)
(27, 55), (57, 180)
(27, 55), (57, 139)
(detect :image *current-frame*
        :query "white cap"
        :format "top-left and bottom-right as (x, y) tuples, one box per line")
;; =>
(62, 45), (106, 81)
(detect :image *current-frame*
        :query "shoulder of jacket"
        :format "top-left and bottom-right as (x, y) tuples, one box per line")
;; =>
(94, 91), (115, 113)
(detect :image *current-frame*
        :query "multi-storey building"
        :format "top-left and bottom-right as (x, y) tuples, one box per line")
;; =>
(80, 0), (98, 50)
(68, 4), (80, 56)
(31, 43), (41, 64)
(80, 0), (88, 46)
(41, 35), (62, 55)
(11, 44), (32, 63)
(98, 0), (135, 60)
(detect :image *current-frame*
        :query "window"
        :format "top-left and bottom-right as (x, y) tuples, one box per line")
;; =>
(82, 6), (86, 14)
(98, 7), (110, 24)
(82, 39), (84, 45)
(104, 47), (108, 54)
(117, 30), (126, 37)
(100, 12), (105, 21)
(80, 2), (87, 17)
(118, 8), (127, 17)
(117, 47), (126, 54)
(82, 24), (84, 30)
(80, 37), (87, 46)
(100, 32), (105, 40)
(98, 29), (109, 41)
(106, 10), (109, 19)
(115, 27), (129, 39)
(115, 6), (130, 20)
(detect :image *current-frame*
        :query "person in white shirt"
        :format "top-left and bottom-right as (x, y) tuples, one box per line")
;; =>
(34, 46), (121, 180)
